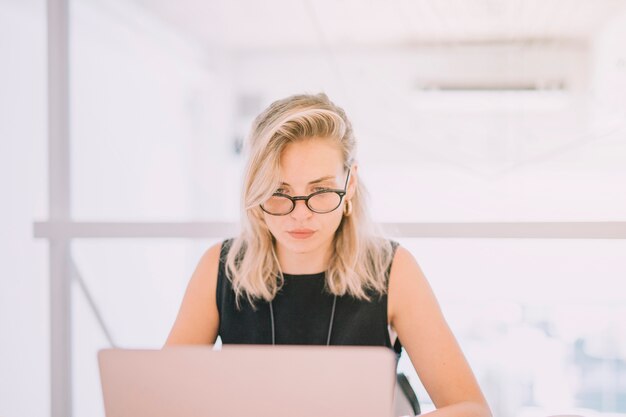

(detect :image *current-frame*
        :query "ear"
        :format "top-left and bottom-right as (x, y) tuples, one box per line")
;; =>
(346, 163), (358, 199)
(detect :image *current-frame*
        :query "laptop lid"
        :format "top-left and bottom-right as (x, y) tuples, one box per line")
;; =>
(98, 345), (397, 417)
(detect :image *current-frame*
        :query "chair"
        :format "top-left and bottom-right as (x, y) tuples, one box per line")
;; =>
(395, 373), (421, 416)
(392, 337), (420, 416)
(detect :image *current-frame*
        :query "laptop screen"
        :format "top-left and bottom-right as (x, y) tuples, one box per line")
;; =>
(98, 345), (397, 417)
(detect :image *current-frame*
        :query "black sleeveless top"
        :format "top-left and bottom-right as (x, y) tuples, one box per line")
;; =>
(216, 239), (400, 352)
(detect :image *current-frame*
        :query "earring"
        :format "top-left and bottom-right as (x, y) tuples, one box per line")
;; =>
(343, 200), (352, 216)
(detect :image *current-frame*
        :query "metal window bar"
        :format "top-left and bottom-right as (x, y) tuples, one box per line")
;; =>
(34, 221), (626, 240)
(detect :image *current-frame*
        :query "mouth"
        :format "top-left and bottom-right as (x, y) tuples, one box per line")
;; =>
(287, 229), (316, 239)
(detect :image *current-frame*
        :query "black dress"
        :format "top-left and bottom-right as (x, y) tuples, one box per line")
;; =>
(216, 238), (400, 351)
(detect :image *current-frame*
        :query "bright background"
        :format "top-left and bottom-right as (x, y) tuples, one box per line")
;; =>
(2, 0), (626, 416)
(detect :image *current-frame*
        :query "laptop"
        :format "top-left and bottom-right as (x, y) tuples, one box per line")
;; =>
(98, 344), (398, 417)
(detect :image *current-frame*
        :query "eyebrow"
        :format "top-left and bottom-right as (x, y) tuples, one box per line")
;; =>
(280, 175), (337, 186)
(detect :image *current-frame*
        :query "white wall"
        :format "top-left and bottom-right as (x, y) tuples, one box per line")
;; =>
(0, 1), (48, 416)
(70, 0), (240, 222)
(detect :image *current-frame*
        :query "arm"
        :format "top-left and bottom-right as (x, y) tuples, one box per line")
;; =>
(163, 242), (221, 347)
(388, 247), (492, 417)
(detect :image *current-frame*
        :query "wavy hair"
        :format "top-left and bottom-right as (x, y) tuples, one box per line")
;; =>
(225, 92), (393, 308)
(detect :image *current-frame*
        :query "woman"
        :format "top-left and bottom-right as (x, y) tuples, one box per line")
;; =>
(165, 93), (492, 417)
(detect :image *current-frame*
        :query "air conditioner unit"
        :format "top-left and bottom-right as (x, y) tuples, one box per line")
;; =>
(411, 80), (572, 112)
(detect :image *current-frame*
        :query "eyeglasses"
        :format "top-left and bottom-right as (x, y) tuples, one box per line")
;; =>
(260, 168), (351, 216)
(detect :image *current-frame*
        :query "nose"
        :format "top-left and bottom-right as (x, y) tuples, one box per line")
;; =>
(290, 199), (313, 220)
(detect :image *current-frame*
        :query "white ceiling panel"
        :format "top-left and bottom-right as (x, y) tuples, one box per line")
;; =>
(131, 0), (626, 49)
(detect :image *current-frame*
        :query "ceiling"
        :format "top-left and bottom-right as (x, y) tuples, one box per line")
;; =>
(131, 0), (626, 50)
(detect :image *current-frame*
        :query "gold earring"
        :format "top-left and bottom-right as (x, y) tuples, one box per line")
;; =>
(343, 200), (352, 216)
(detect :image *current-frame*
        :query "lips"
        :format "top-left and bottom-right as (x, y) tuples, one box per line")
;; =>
(287, 229), (316, 239)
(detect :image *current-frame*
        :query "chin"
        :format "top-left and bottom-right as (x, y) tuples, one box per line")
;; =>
(283, 238), (316, 254)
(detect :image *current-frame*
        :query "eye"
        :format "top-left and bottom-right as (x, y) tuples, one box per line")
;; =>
(275, 187), (289, 194)
(312, 186), (331, 193)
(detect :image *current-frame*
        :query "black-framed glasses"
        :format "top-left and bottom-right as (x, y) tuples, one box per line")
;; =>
(260, 168), (351, 216)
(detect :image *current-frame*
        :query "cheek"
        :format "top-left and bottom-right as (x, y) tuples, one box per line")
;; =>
(263, 214), (280, 234)
(322, 211), (344, 234)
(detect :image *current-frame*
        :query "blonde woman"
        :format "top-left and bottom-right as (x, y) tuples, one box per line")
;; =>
(165, 93), (492, 417)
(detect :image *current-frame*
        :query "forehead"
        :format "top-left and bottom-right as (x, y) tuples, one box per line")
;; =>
(279, 139), (344, 184)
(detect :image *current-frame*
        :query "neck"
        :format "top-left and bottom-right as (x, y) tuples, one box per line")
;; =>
(275, 242), (332, 275)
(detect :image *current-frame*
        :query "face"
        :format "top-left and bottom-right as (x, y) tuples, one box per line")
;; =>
(262, 137), (356, 259)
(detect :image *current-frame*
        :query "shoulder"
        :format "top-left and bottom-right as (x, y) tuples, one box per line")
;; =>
(203, 241), (223, 263)
(388, 245), (422, 287)
(387, 245), (431, 323)
(203, 237), (237, 262)
(192, 241), (223, 286)
(163, 241), (224, 346)
(195, 238), (238, 281)
(389, 245), (416, 272)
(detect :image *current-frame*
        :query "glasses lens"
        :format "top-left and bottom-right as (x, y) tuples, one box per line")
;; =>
(262, 195), (293, 215)
(308, 191), (341, 213)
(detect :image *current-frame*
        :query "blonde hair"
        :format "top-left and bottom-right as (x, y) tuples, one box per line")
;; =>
(225, 92), (394, 308)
